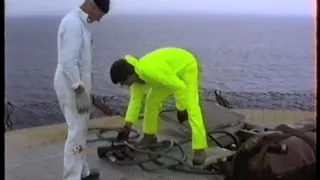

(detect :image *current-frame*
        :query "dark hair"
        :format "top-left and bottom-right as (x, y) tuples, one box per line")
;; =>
(93, 0), (110, 14)
(109, 59), (135, 84)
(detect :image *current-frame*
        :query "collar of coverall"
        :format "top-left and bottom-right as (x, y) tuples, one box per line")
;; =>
(76, 8), (91, 25)
(124, 55), (144, 80)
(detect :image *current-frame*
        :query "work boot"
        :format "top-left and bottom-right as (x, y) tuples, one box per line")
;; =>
(192, 149), (206, 165)
(134, 134), (158, 147)
(82, 169), (100, 180)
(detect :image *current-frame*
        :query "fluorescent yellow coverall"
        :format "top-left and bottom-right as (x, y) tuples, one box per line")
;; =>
(124, 47), (208, 150)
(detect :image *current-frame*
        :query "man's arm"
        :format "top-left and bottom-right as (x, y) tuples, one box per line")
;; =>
(59, 22), (84, 90)
(140, 65), (188, 111)
(125, 84), (148, 124)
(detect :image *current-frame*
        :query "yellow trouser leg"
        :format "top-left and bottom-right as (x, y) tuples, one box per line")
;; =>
(143, 88), (172, 135)
(181, 62), (208, 150)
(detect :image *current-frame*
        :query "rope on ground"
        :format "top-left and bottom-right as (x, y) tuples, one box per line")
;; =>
(87, 92), (238, 174)
(87, 122), (240, 175)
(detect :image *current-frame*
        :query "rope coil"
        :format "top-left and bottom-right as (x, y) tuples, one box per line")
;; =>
(5, 98), (14, 131)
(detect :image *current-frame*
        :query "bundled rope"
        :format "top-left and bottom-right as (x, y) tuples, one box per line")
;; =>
(214, 90), (232, 109)
(5, 97), (14, 130)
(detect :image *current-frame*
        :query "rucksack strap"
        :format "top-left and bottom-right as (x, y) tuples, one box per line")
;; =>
(275, 124), (316, 156)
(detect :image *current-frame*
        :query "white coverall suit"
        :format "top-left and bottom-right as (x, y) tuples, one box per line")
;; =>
(54, 8), (93, 180)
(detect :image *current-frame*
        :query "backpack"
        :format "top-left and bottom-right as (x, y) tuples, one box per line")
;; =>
(218, 119), (316, 180)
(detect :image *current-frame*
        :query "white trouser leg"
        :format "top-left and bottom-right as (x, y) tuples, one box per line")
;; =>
(81, 126), (90, 177)
(61, 104), (90, 180)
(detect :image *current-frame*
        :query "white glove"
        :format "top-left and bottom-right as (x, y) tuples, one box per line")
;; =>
(75, 89), (91, 114)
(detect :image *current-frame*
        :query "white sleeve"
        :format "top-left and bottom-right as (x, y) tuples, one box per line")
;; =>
(59, 22), (84, 90)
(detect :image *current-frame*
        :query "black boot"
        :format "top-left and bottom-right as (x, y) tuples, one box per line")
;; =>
(192, 149), (206, 165)
(134, 134), (158, 147)
(82, 169), (100, 180)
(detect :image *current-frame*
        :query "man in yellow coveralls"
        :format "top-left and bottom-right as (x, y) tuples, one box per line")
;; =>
(109, 47), (208, 165)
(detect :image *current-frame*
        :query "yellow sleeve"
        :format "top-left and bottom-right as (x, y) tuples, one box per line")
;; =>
(125, 84), (148, 123)
(140, 66), (187, 111)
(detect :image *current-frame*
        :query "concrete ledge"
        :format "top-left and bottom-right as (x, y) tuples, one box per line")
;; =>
(233, 109), (315, 123)
(5, 116), (125, 152)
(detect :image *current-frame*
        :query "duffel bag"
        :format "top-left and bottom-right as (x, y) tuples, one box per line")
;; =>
(220, 119), (316, 180)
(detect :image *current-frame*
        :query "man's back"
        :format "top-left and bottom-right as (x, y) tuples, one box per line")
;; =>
(56, 8), (92, 76)
(139, 47), (196, 74)
(57, 10), (82, 55)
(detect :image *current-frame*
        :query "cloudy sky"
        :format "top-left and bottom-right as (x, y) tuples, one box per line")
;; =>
(6, 0), (314, 16)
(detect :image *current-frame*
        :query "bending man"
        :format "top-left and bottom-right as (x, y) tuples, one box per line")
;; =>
(54, 0), (110, 179)
(109, 47), (208, 165)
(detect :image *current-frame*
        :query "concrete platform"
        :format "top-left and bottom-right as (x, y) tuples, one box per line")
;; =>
(6, 142), (226, 180)
(5, 102), (316, 180)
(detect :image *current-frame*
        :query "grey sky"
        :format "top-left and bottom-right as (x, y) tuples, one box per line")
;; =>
(6, 0), (314, 16)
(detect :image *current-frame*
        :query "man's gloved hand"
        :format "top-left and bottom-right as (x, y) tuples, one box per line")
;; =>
(74, 86), (91, 114)
(117, 122), (132, 141)
(177, 110), (188, 124)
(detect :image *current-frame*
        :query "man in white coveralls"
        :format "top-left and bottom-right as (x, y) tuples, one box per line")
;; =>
(54, 0), (110, 179)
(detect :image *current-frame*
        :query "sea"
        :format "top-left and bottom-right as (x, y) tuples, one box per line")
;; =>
(4, 13), (316, 130)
